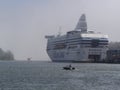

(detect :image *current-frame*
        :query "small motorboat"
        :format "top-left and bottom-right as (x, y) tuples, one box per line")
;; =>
(63, 65), (75, 70)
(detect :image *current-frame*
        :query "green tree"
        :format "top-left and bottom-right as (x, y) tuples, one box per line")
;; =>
(4, 50), (14, 60)
(0, 48), (14, 60)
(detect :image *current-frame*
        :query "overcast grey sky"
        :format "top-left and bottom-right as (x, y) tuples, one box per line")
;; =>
(0, 0), (120, 60)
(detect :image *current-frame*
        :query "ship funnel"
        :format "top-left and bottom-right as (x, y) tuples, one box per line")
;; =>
(75, 14), (87, 32)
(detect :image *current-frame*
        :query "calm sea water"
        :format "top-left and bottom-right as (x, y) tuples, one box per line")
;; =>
(0, 61), (120, 90)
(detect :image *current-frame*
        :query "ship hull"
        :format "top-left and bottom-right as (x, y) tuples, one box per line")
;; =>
(47, 47), (108, 62)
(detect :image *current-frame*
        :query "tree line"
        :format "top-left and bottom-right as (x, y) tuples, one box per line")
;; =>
(0, 48), (14, 60)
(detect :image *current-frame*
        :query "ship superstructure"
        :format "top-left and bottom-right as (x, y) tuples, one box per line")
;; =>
(45, 14), (109, 62)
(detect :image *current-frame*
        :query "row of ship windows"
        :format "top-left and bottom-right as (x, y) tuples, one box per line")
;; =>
(52, 40), (108, 44)
(53, 39), (108, 43)
(48, 42), (108, 45)
(48, 42), (108, 46)
(54, 37), (108, 41)
(53, 41), (108, 44)
(53, 42), (108, 46)
(47, 45), (108, 50)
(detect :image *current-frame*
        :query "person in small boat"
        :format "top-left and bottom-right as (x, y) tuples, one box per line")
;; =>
(68, 64), (72, 68)
(63, 64), (75, 70)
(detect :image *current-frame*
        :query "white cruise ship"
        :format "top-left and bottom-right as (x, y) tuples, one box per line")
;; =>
(45, 14), (109, 62)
